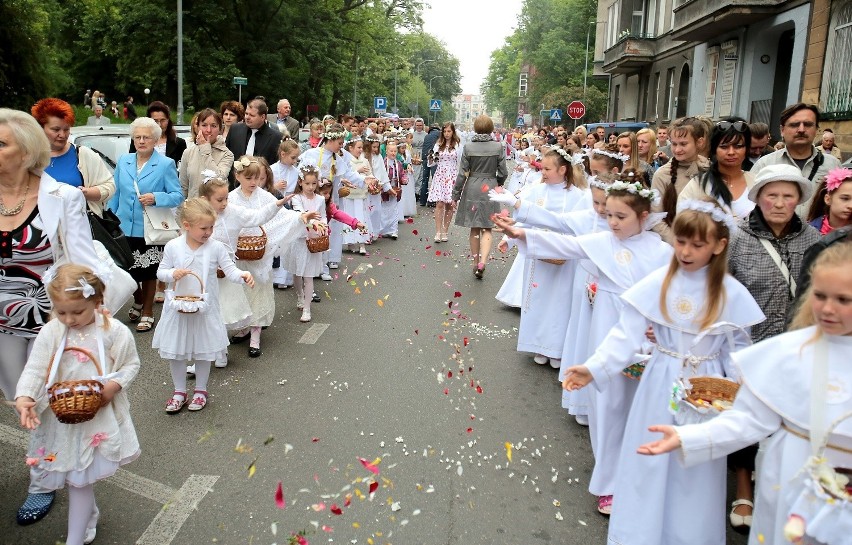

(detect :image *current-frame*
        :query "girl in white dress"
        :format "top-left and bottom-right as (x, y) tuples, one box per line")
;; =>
(271, 139), (302, 289)
(284, 165), (329, 323)
(340, 138), (373, 253)
(560, 200), (764, 545)
(490, 148), (586, 367)
(637, 241), (852, 545)
(398, 135), (418, 219)
(492, 173), (673, 515)
(363, 136), (388, 238)
(199, 177), (314, 366)
(17, 263), (141, 545)
(154, 199), (254, 412)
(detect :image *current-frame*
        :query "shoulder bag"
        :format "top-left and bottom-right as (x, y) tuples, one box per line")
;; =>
(133, 179), (179, 245)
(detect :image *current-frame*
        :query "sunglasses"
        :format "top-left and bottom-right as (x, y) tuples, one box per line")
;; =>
(716, 121), (747, 132)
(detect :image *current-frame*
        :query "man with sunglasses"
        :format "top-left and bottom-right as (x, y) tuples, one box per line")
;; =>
(750, 103), (841, 215)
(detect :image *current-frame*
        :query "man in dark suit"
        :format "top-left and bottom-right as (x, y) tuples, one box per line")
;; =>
(419, 124), (440, 206)
(267, 99), (300, 139)
(226, 98), (282, 185)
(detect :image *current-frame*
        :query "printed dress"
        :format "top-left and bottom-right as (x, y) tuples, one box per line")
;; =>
(427, 145), (459, 203)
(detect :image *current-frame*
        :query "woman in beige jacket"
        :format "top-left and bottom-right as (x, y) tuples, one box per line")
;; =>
(179, 108), (234, 198)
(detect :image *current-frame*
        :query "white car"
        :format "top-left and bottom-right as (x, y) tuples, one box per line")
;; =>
(69, 125), (193, 172)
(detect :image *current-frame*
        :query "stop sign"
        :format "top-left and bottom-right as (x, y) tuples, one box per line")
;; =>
(567, 101), (586, 120)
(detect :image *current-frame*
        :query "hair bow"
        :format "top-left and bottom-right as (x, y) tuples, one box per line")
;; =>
(65, 278), (96, 298)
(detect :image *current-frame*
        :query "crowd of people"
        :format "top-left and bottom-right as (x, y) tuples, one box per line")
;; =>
(489, 102), (850, 545)
(1, 93), (851, 545)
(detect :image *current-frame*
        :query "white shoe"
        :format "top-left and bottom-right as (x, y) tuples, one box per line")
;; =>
(575, 414), (589, 426)
(533, 354), (549, 365)
(730, 499), (753, 531)
(549, 358), (561, 369)
(84, 505), (99, 544)
(214, 358), (227, 368)
(320, 273), (333, 281)
(359, 244), (367, 255)
(328, 262), (339, 269)
(300, 309), (311, 322)
(186, 364), (196, 375)
(296, 296), (304, 310)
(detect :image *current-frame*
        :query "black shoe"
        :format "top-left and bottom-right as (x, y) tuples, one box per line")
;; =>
(17, 492), (55, 526)
(248, 347), (261, 358)
(230, 332), (250, 344)
(311, 292), (321, 303)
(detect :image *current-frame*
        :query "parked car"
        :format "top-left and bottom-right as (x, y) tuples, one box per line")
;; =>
(582, 121), (650, 134)
(70, 125), (193, 172)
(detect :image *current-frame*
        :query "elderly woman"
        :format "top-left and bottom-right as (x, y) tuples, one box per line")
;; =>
(452, 114), (508, 279)
(0, 108), (104, 525)
(130, 101), (186, 169)
(110, 117), (183, 332)
(30, 98), (115, 217)
(220, 100), (245, 139)
(179, 108), (234, 198)
(726, 163), (821, 530)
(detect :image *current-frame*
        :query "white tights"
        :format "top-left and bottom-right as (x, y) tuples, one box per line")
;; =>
(67, 484), (97, 545)
(294, 276), (314, 312)
(169, 360), (211, 393)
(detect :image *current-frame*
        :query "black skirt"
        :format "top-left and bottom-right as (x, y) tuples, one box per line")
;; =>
(127, 236), (164, 282)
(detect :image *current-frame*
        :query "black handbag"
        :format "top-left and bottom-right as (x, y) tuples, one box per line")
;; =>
(88, 207), (133, 270)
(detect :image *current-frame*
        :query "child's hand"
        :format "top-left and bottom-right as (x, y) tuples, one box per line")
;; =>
(491, 213), (525, 240)
(241, 272), (255, 288)
(561, 365), (592, 391)
(498, 238), (509, 254)
(274, 180), (286, 191)
(342, 179), (356, 188)
(636, 426), (681, 455)
(313, 222), (329, 236)
(100, 380), (122, 407)
(357, 165), (370, 174)
(645, 326), (657, 344)
(356, 222), (368, 233)
(301, 211), (320, 224)
(15, 397), (40, 430)
(173, 268), (192, 282)
(390, 188), (400, 197)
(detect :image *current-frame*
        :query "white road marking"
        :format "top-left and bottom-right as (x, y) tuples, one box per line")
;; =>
(136, 474), (219, 545)
(298, 323), (329, 344)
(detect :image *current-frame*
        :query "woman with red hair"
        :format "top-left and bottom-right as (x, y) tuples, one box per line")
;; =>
(31, 98), (115, 218)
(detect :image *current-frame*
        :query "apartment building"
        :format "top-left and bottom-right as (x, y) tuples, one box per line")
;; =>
(452, 94), (487, 131)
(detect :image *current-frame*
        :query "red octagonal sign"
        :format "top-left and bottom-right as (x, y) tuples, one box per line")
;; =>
(567, 101), (586, 120)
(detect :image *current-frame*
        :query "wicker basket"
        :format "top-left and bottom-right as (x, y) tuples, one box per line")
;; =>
(685, 376), (739, 408)
(47, 347), (104, 425)
(338, 186), (351, 198)
(306, 235), (330, 253)
(173, 271), (205, 314)
(216, 269), (225, 279)
(236, 226), (266, 261)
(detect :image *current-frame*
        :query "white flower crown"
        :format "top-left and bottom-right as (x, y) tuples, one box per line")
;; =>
(592, 149), (630, 162)
(606, 180), (658, 202)
(233, 157), (259, 173)
(322, 130), (347, 140)
(298, 164), (320, 179)
(550, 146), (572, 163)
(676, 199), (739, 233)
(588, 176), (611, 190)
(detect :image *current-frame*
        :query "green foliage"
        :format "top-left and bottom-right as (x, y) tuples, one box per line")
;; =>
(483, 0), (609, 125)
(0, 0), (461, 122)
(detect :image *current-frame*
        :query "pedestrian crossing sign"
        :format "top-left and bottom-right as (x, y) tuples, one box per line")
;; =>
(550, 108), (563, 121)
(430, 99), (442, 112)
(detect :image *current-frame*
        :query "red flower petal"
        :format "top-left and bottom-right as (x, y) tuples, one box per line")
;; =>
(274, 481), (286, 509)
(369, 481), (379, 494)
(481, 183), (489, 192)
(344, 493), (352, 507)
(463, 337), (469, 346)
(436, 250), (442, 256)
(312, 437), (320, 442)
(454, 291), (462, 298)
(330, 504), (343, 515)
(448, 371), (453, 378)
(358, 457), (380, 475)
(444, 388), (449, 395)
(466, 427), (473, 433)
(476, 385), (483, 394)
(412, 229), (418, 235)
(406, 217), (414, 224)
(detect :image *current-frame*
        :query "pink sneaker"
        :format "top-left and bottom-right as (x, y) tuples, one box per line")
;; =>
(597, 495), (613, 515)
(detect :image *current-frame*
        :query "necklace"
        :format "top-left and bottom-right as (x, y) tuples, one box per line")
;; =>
(0, 178), (31, 216)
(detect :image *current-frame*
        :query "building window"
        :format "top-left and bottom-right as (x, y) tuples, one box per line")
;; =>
(632, 0), (645, 36)
(518, 73), (528, 98)
(664, 67), (675, 121)
(821, 1), (852, 116)
(653, 71), (661, 119)
(607, 0), (623, 48)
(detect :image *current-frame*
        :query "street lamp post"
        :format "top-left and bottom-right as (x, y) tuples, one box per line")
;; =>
(415, 59), (435, 117)
(429, 75), (445, 123)
(176, 0), (184, 123)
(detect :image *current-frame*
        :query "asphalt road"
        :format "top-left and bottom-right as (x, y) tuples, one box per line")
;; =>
(0, 205), (749, 545)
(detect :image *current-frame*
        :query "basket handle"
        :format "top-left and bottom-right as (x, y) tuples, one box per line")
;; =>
(175, 270), (204, 295)
(44, 347), (104, 387)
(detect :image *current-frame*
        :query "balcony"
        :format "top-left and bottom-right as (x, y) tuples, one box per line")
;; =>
(672, 0), (787, 41)
(603, 34), (656, 74)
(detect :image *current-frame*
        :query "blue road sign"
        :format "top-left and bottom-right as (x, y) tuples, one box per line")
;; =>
(374, 96), (387, 112)
(429, 99), (442, 112)
(550, 108), (563, 121)
(516, 116), (525, 126)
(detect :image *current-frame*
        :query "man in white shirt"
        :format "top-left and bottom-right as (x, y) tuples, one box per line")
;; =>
(267, 99), (299, 138)
(86, 105), (111, 126)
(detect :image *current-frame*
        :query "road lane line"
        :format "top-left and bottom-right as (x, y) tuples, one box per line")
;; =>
(0, 422), (178, 504)
(136, 474), (219, 545)
(298, 323), (329, 344)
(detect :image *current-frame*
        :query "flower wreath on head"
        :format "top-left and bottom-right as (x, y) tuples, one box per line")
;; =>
(677, 199), (739, 233)
(825, 167), (852, 193)
(363, 134), (381, 143)
(233, 156), (259, 173)
(588, 175), (611, 191)
(606, 179), (659, 203)
(549, 146), (572, 164)
(321, 130), (347, 141)
(592, 148), (630, 162)
(298, 164), (320, 180)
